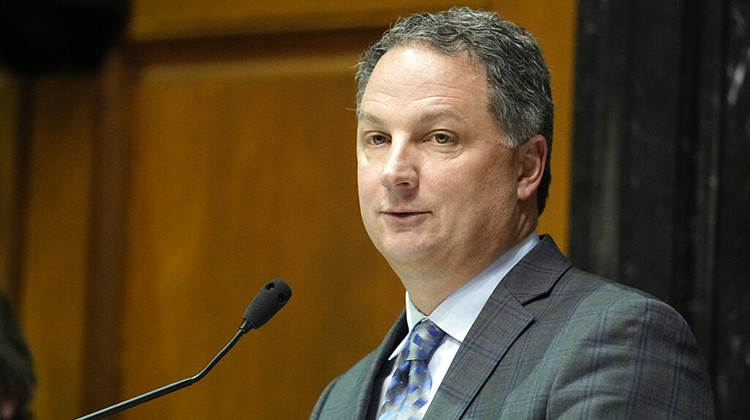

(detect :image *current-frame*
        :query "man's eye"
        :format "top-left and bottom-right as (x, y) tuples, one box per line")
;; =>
(370, 134), (388, 145)
(433, 133), (453, 144)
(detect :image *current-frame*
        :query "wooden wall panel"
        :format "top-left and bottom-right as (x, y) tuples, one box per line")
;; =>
(8, 1), (577, 418)
(120, 31), (403, 418)
(130, 0), (489, 40)
(20, 76), (96, 419)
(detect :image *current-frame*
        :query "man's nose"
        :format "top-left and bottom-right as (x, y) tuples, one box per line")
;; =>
(380, 140), (418, 190)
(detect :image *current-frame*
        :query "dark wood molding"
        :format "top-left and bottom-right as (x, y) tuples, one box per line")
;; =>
(82, 49), (129, 414)
(0, 72), (28, 308)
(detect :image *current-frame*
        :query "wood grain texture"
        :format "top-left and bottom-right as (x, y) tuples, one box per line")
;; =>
(121, 31), (403, 418)
(21, 76), (96, 419)
(129, 0), (489, 40)
(9, 2), (576, 418)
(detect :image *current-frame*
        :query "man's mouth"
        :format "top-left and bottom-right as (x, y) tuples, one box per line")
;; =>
(383, 211), (430, 219)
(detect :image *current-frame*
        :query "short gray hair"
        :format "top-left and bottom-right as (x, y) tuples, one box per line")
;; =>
(355, 7), (553, 214)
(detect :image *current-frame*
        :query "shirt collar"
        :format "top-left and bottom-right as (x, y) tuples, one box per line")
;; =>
(389, 232), (540, 360)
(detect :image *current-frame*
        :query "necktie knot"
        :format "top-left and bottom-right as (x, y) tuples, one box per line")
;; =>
(405, 319), (446, 362)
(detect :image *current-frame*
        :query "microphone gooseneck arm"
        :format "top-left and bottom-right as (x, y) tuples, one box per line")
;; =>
(76, 328), (246, 420)
(75, 279), (292, 420)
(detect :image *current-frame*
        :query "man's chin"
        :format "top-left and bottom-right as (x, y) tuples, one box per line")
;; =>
(378, 241), (437, 267)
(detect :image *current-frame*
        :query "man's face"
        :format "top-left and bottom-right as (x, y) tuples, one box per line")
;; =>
(357, 45), (525, 278)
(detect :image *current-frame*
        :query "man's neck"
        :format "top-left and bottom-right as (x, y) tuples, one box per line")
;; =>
(398, 226), (538, 315)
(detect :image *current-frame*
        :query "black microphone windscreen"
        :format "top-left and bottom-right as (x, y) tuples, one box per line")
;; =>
(241, 279), (291, 331)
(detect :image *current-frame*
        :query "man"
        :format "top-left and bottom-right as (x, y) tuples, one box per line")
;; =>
(312, 7), (713, 419)
(0, 291), (35, 420)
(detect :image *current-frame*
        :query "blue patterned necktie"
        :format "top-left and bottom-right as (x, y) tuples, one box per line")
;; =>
(377, 319), (446, 420)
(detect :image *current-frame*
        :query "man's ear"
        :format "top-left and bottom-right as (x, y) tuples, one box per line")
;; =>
(516, 134), (547, 202)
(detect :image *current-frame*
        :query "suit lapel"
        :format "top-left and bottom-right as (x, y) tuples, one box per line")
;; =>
(352, 310), (408, 419)
(425, 236), (571, 419)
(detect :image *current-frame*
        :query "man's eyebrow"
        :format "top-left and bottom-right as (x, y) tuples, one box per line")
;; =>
(358, 111), (384, 125)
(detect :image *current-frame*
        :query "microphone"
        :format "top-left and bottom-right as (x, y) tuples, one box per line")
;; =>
(76, 278), (292, 420)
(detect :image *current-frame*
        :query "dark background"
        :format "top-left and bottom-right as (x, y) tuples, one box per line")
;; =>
(571, 0), (750, 418)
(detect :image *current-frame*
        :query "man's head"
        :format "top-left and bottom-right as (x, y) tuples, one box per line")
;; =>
(356, 7), (553, 214)
(355, 8), (552, 310)
(355, 8), (551, 310)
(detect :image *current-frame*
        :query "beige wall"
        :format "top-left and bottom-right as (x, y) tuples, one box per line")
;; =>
(3, 1), (577, 418)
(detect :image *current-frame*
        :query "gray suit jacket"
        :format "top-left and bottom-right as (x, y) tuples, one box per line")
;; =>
(311, 236), (714, 419)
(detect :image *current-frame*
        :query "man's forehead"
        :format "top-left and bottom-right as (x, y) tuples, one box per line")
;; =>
(358, 108), (469, 125)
